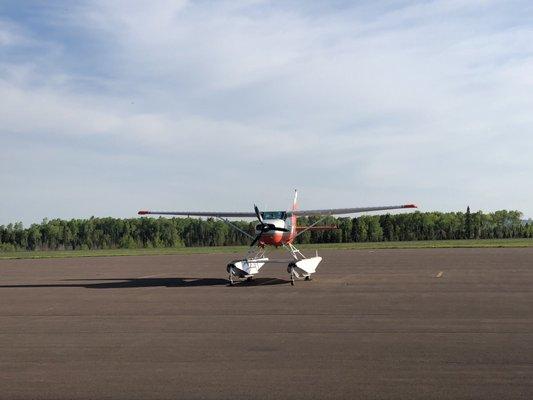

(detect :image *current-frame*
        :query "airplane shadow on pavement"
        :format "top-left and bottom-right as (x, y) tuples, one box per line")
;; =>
(0, 277), (291, 289)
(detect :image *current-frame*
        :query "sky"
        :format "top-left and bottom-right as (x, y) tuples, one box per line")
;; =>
(1, 0), (533, 225)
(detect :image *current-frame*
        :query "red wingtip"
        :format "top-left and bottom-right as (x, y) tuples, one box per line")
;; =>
(404, 204), (417, 209)
(138, 210), (149, 215)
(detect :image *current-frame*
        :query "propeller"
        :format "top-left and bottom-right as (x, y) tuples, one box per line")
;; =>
(254, 204), (263, 224)
(250, 204), (289, 246)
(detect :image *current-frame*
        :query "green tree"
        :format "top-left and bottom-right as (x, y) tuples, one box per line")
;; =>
(465, 206), (472, 239)
(367, 216), (383, 242)
(380, 214), (394, 241)
(351, 217), (368, 242)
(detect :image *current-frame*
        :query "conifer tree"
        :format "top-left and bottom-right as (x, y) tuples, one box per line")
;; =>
(465, 206), (472, 239)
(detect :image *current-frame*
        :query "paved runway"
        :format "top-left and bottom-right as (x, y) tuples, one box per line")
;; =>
(0, 248), (532, 399)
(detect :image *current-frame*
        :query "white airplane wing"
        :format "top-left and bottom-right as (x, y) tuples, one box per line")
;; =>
(138, 210), (257, 218)
(138, 204), (417, 218)
(289, 204), (417, 217)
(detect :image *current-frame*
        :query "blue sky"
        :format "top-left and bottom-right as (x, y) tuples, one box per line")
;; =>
(1, 0), (533, 225)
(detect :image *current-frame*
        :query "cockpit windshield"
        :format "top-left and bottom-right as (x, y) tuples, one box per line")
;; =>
(261, 211), (286, 220)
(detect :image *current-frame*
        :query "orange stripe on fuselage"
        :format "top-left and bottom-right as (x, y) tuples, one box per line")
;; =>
(259, 231), (284, 246)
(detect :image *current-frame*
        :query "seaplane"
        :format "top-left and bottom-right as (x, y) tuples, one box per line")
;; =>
(138, 191), (416, 286)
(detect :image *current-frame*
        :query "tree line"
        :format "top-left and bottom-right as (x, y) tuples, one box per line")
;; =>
(0, 208), (531, 252)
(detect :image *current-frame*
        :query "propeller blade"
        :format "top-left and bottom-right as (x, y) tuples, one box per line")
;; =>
(254, 204), (263, 223)
(257, 224), (289, 233)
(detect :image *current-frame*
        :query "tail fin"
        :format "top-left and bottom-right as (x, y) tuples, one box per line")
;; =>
(292, 189), (298, 211)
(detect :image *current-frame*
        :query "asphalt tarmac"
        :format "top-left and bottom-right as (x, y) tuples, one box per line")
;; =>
(0, 248), (532, 399)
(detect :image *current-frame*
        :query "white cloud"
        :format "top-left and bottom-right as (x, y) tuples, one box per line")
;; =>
(1, 0), (533, 224)
(0, 19), (30, 47)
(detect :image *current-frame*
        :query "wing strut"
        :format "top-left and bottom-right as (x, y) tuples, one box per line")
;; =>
(216, 217), (254, 240)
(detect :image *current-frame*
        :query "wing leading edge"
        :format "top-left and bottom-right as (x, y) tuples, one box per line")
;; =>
(138, 210), (257, 218)
(138, 204), (416, 218)
(288, 204), (417, 217)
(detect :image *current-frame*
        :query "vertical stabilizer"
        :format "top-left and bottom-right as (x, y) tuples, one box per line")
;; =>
(289, 189), (298, 240)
